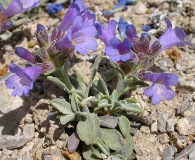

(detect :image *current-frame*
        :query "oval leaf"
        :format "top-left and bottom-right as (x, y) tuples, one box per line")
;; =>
(60, 114), (75, 125)
(101, 128), (124, 151)
(118, 116), (130, 138)
(95, 139), (110, 155)
(50, 98), (73, 114)
(114, 134), (134, 159)
(99, 116), (118, 128)
(68, 132), (80, 153)
(77, 113), (101, 145)
(47, 76), (70, 93)
(109, 154), (127, 160)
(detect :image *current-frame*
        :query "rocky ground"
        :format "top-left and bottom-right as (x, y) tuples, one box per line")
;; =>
(0, 0), (195, 159)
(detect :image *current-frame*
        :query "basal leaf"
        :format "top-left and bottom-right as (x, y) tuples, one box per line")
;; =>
(77, 113), (101, 145)
(99, 116), (118, 128)
(47, 76), (70, 93)
(50, 98), (73, 114)
(113, 134), (134, 159)
(101, 128), (124, 151)
(95, 139), (110, 155)
(68, 132), (80, 153)
(118, 116), (130, 138)
(60, 114), (75, 125)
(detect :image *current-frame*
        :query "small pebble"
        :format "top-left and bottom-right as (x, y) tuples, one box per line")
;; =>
(3, 149), (12, 155)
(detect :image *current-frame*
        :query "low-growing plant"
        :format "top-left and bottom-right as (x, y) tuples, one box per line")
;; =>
(3, 0), (191, 159)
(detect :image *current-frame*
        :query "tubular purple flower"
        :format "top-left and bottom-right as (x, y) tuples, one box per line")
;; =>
(158, 18), (192, 51)
(15, 47), (35, 62)
(58, 15), (98, 54)
(126, 24), (137, 42)
(73, 0), (87, 11)
(144, 72), (178, 105)
(35, 24), (49, 48)
(36, 23), (46, 33)
(5, 63), (44, 96)
(105, 38), (132, 62)
(132, 33), (151, 55)
(4, 0), (40, 18)
(58, 2), (79, 32)
(95, 20), (117, 46)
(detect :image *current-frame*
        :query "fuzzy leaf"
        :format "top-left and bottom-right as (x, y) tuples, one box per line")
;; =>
(110, 61), (125, 78)
(95, 99), (112, 111)
(121, 103), (142, 113)
(91, 146), (102, 158)
(109, 154), (127, 160)
(99, 116), (118, 128)
(82, 144), (100, 160)
(47, 76), (70, 93)
(116, 79), (132, 96)
(70, 93), (80, 112)
(102, 69), (117, 82)
(101, 128), (124, 151)
(98, 77), (109, 95)
(125, 97), (137, 103)
(113, 134), (134, 159)
(129, 81), (149, 88)
(70, 74), (86, 91)
(68, 132), (80, 153)
(118, 116), (130, 138)
(50, 98), (73, 114)
(95, 139), (110, 155)
(87, 56), (102, 94)
(60, 114), (75, 125)
(111, 90), (118, 103)
(77, 113), (101, 145)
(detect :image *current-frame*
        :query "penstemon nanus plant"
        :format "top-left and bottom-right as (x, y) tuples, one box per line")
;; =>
(5, 0), (191, 159)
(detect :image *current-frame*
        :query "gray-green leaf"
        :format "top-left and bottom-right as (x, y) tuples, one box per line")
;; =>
(99, 116), (118, 128)
(113, 134), (134, 159)
(50, 98), (73, 114)
(60, 114), (75, 125)
(118, 116), (130, 138)
(47, 76), (70, 93)
(95, 139), (110, 155)
(77, 113), (101, 145)
(101, 128), (124, 151)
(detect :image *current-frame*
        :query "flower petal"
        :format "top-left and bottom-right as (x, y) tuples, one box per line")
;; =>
(5, 0), (40, 17)
(15, 47), (35, 62)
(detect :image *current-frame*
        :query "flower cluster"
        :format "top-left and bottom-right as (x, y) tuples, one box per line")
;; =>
(5, 0), (191, 105)
(0, 0), (40, 32)
(6, 0), (98, 96)
(96, 17), (191, 104)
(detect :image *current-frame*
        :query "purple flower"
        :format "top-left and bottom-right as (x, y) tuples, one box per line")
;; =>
(105, 38), (132, 62)
(144, 72), (178, 105)
(5, 0), (40, 18)
(5, 63), (44, 96)
(158, 18), (191, 51)
(15, 47), (35, 62)
(95, 20), (117, 46)
(58, 0), (80, 32)
(0, 0), (40, 31)
(35, 24), (49, 48)
(47, 3), (63, 14)
(58, 15), (97, 54)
